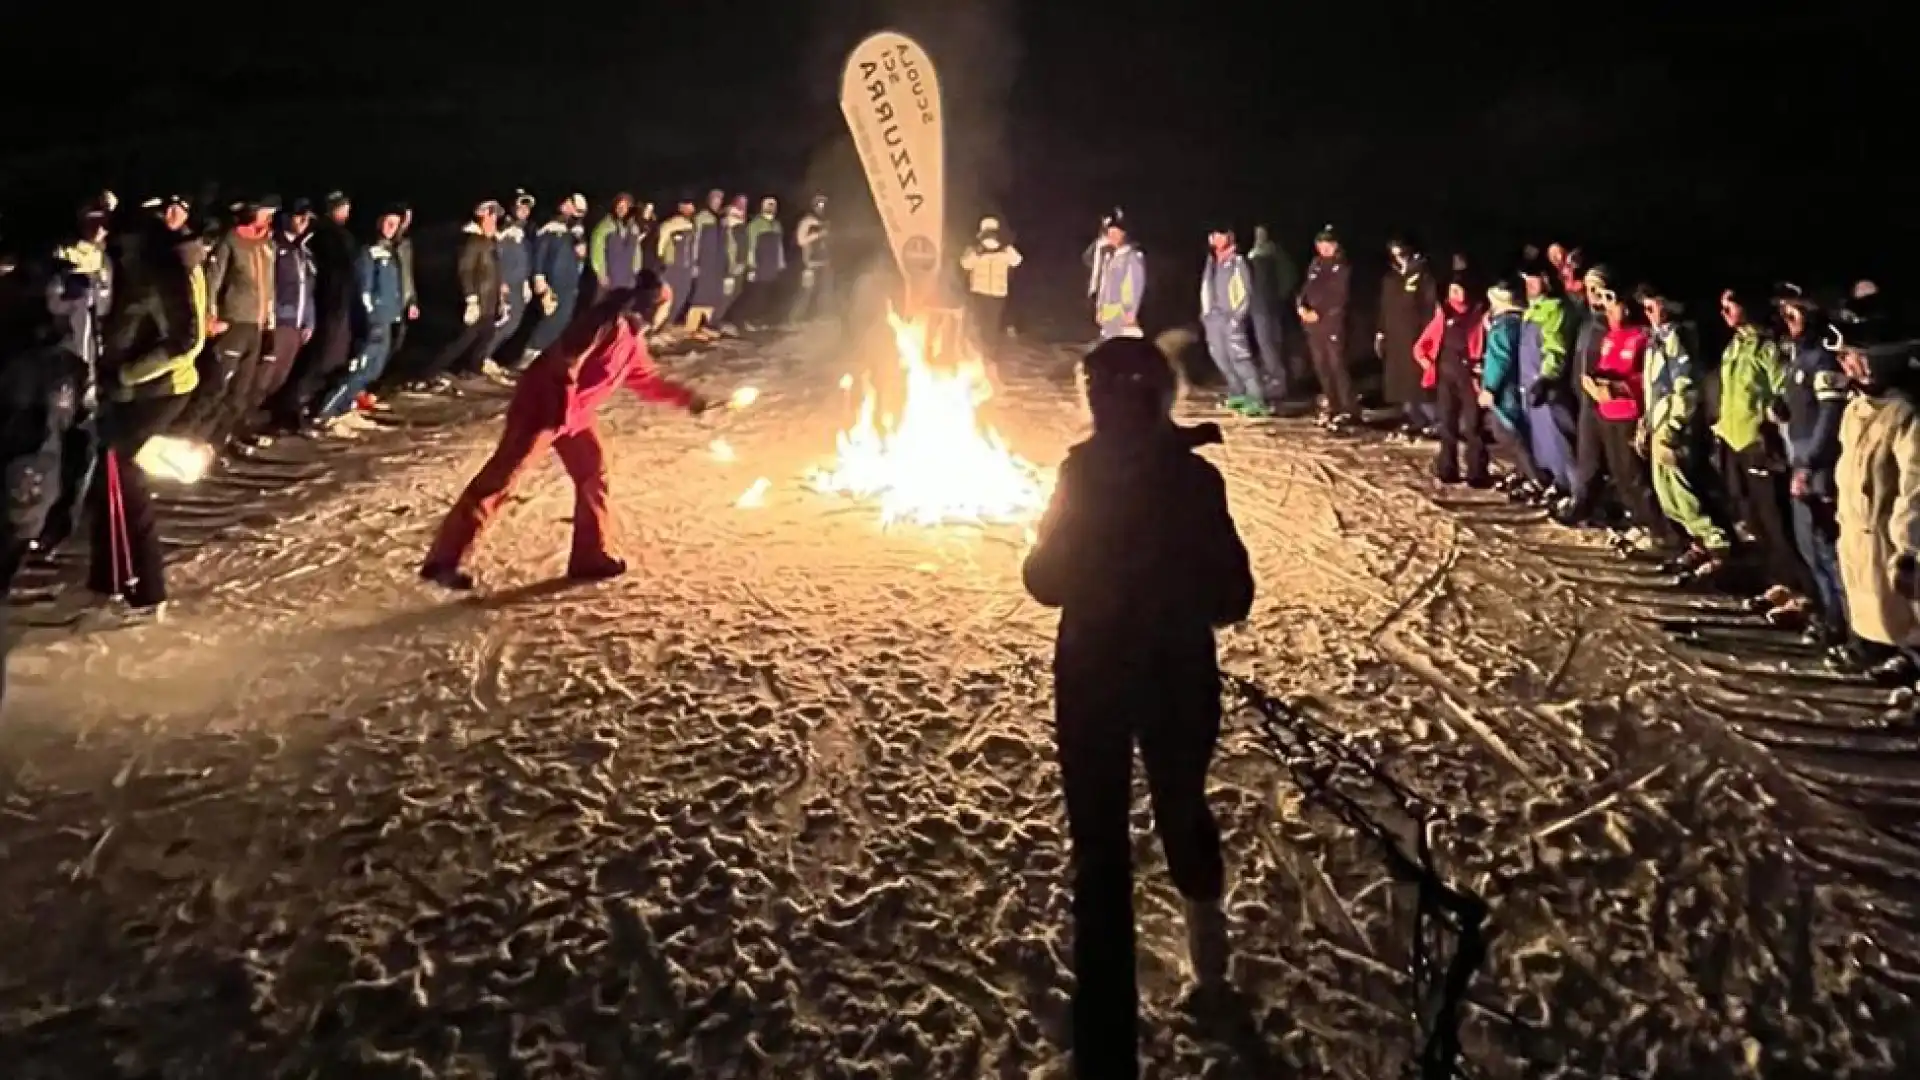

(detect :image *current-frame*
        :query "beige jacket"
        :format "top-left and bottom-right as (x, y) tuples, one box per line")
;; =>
(1836, 390), (1920, 646)
(961, 241), (1022, 298)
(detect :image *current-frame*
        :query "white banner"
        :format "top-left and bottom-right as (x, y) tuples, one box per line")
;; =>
(840, 30), (946, 306)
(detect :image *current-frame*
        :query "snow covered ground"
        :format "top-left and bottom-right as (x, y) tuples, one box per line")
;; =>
(2, 328), (1917, 1078)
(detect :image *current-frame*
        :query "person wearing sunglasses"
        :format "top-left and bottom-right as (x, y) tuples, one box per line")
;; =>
(1582, 278), (1677, 553)
(1714, 284), (1815, 624)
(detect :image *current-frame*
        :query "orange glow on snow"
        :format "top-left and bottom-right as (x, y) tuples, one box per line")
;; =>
(736, 477), (771, 508)
(809, 308), (1044, 527)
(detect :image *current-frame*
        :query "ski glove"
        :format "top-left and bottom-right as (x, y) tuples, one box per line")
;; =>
(1526, 378), (1553, 410)
(463, 297), (481, 326)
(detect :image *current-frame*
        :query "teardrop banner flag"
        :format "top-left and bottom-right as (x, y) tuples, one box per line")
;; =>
(840, 30), (946, 310)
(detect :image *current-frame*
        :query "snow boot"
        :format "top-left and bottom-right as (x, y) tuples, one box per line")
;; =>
(1184, 898), (1230, 987)
(419, 564), (475, 591)
(568, 556), (628, 582)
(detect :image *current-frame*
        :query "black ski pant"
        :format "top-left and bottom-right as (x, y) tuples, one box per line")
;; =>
(1720, 439), (1814, 597)
(1431, 363), (1489, 483)
(1565, 398), (1611, 518)
(1306, 325), (1356, 418)
(968, 292), (1007, 352)
(416, 315), (499, 382)
(179, 322), (263, 443)
(87, 394), (187, 608)
(274, 307), (352, 428)
(1056, 671), (1225, 1080)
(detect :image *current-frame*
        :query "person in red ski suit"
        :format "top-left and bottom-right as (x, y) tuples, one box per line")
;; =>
(420, 273), (709, 590)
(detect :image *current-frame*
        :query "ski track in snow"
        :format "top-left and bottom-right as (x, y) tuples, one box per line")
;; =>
(2, 328), (1917, 1078)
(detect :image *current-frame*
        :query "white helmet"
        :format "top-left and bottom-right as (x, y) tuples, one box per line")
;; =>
(978, 216), (1001, 233)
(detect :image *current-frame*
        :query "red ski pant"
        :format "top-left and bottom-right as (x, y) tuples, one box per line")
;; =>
(424, 413), (612, 573)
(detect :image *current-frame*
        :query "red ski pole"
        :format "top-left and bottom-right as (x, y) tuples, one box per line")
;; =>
(105, 449), (135, 599)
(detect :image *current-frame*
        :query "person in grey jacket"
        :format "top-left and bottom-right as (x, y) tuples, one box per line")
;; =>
(182, 193), (277, 446)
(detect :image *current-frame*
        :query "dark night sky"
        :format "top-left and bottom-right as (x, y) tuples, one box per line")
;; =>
(1, 2), (1910, 313)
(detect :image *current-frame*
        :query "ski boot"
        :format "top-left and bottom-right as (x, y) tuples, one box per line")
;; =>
(1765, 595), (1811, 628)
(419, 563), (475, 591)
(567, 556), (628, 583)
(1660, 544), (1719, 577)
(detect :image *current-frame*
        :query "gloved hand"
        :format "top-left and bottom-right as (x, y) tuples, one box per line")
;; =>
(495, 306), (511, 327)
(685, 391), (715, 415)
(462, 297), (481, 326)
(1650, 438), (1678, 469)
(540, 292), (559, 317)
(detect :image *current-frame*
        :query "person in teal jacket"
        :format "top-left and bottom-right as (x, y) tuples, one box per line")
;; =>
(1635, 283), (1730, 576)
(1478, 281), (1547, 496)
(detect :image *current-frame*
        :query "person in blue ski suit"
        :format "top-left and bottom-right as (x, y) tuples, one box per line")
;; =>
(1778, 289), (1850, 643)
(527, 194), (587, 353)
(656, 197), (698, 330)
(491, 190), (536, 365)
(39, 196), (114, 555)
(686, 188), (728, 335)
(590, 193), (644, 294)
(1200, 225), (1265, 416)
(1516, 262), (1576, 498)
(1094, 212), (1144, 341)
(314, 210), (407, 423)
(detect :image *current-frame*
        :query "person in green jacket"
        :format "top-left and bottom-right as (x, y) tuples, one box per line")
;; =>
(1714, 283), (1813, 616)
(1635, 284), (1730, 577)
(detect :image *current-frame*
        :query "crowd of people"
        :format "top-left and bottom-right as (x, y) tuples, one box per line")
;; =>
(1083, 210), (1917, 683)
(0, 186), (835, 624)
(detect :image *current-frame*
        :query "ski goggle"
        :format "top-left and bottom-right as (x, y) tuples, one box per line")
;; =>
(1589, 285), (1619, 307)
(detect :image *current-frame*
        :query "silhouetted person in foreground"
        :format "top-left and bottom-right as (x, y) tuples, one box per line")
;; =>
(1022, 336), (1255, 1080)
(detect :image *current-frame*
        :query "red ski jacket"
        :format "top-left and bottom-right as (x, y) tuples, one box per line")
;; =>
(515, 317), (694, 434)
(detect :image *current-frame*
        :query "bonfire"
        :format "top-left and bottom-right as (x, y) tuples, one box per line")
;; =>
(809, 308), (1046, 527)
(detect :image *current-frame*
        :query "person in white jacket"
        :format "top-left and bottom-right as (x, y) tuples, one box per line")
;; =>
(1830, 296), (1920, 682)
(959, 216), (1021, 351)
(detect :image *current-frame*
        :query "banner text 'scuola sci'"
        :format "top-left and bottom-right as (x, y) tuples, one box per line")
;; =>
(840, 31), (946, 309)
